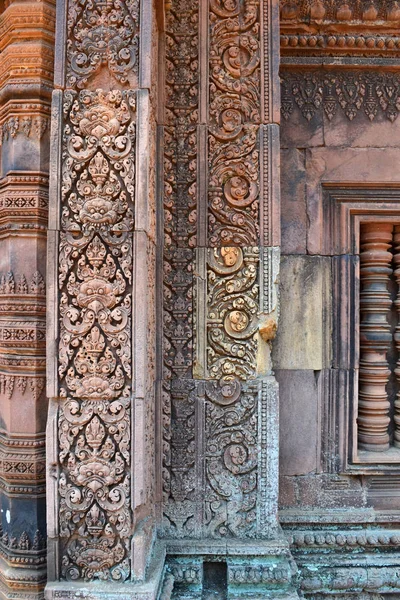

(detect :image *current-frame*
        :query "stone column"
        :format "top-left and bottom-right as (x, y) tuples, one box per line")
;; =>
(45, 0), (163, 597)
(160, 0), (299, 597)
(0, 1), (55, 598)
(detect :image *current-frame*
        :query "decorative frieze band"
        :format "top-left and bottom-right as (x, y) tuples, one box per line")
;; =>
(281, 71), (400, 122)
(280, 0), (400, 22)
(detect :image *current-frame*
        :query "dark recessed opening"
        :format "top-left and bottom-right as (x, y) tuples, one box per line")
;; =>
(202, 562), (227, 600)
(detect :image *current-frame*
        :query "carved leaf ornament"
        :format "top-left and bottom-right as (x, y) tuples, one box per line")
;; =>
(58, 89), (136, 581)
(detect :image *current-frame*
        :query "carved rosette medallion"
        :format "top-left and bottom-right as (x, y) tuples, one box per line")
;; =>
(66, 0), (140, 89)
(209, 0), (261, 245)
(57, 89), (136, 581)
(207, 247), (259, 381)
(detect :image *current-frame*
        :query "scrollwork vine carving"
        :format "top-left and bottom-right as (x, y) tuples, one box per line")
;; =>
(208, 0), (261, 245)
(205, 379), (258, 538)
(207, 247), (259, 381)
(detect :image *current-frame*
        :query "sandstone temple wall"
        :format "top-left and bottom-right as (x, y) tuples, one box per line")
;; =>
(0, 0), (399, 599)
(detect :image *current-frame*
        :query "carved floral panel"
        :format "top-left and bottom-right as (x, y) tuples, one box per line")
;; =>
(281, 71), (400, 122)
(57, 89), (136, 581)
(207, 247), (259, 381)
(66, 0), (140, 89)
(205, 379), (258, 538)
(208, 0), (261, 245)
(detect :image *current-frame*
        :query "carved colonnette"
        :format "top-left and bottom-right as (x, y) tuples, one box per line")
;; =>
(46, 0), (163, 598)
(0, 1), (55, 598)
(358, 223), (393, 452)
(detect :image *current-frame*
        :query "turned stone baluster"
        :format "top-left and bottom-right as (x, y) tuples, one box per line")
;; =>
(393, 225), (400, 447)
(358, 223), (393, 452)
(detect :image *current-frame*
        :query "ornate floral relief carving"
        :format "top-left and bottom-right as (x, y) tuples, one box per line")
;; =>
(207, 247), (259, 381)
(66, 0), (139, 89)
(205, 379), (258, 538)
(208, 0), (260, 245)
(57, 89), (136, 581)
(281, 71), (400, 122)
(163, 0), (198, 379)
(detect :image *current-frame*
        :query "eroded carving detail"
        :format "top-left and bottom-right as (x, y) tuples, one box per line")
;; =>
(66, 0), (139, 89)
(205, 379), (258, 538)
(162, 380), (197, 539)
(57, 89), (136, 581)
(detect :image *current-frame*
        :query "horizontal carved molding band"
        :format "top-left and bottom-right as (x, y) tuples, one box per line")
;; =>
(280, 0), (400, 22)
(0, 432), (45, 487)
(281, 71), (400, 121)
(299, 565), (400, 595)
(0, 271), (45, 296)
(0, 116), (49, 144)
(281, 33), (400, 54)
(289, 529), (400, 547)
(0, 375), (45, 402)
(0, 526), (46, 567)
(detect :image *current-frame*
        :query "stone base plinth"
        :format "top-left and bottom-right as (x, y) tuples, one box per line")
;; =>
(162, 538), (300, 600)
(44, 544), (165, 600)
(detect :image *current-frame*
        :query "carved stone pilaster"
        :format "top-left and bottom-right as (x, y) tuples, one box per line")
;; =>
(358, 223), (393, 452)
(46, 0), (162, 597)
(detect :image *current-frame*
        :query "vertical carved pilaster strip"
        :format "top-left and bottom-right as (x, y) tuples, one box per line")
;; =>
(208, 0), (260, 247)
(162, 0), (199, 538)
(358, 223), (393, 452)
(46, 0), (172, 589)
(57, 89), (136, 581)
(393, 225), (400, 448)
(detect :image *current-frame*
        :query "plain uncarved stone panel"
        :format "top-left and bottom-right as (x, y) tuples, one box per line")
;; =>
(276, 370), (319, 477)
(272, 255), (332, 370)
(281, 149), (307, 255)
(323, 110), (400, 149)
(281, 105), (324, 149)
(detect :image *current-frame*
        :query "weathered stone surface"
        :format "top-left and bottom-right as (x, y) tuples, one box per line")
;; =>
(276, 370), (319, 477)
(273, 255), (332, 370)
(280, 149), (307, 255)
